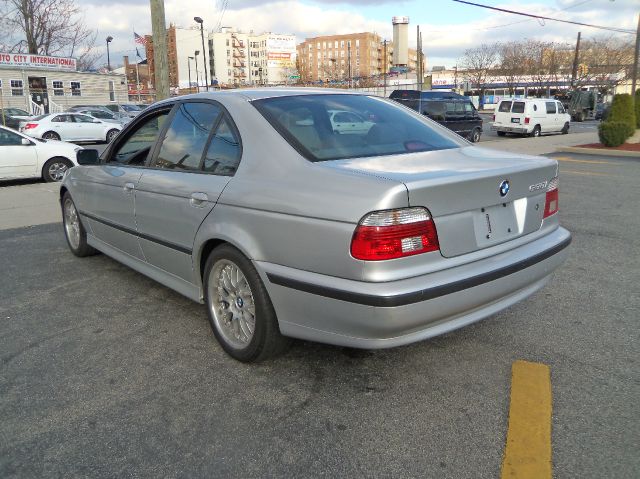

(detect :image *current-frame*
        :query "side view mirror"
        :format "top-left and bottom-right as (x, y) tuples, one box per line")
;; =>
(21, 138), (33, 146)
(77, 149), (100, 165)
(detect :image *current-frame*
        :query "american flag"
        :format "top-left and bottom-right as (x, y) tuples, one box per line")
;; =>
(134, 32), (147, 45)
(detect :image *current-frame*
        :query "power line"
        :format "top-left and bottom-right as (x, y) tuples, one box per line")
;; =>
(452, 0), (636, 34)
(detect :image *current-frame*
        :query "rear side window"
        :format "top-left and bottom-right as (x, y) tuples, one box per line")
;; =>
(424, 101), (446, 120)
(546, 102), (557, 114)
(202, 117), (241, 176)
(498, 101), (512, 112)
(253, 94), (461, 162)
(512, 102), (525, 114)
(154, 102), (221, 171)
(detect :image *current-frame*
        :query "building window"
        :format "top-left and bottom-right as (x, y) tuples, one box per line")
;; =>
(10, 79), (23, 96)
(108, 80), (115, 102)
(52, 80), (64, 96)
(356, 39), (360, 47)
(226, 39), (229, 46)
(70, 81), (81, 96)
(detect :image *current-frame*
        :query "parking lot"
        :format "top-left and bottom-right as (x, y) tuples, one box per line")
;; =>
(1, 149), (638, 478)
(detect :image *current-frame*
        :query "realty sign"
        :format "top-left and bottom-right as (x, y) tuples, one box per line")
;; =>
(0, 52), (77, 71)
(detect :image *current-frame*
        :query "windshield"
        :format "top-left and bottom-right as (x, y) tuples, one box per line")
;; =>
(122, 104), (141, 112)
(253, 94), (461, 162)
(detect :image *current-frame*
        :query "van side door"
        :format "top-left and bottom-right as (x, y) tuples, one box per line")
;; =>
(545, 101), (558, 131)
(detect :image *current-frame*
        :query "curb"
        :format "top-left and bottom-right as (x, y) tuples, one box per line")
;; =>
(556, 146), (640, 158)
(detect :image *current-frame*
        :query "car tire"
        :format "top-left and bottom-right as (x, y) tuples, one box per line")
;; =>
(61, 191), (97, 257)
(203, 244), (290, 362)
(529, 125), (541, 138)
(497, 131), (506, 137)
(42, 131), (60, 141)
(106, 129), (119, 143)
(561, 122), (570, 135)
(42, 157), (73, 182)
(469, 128), (481, 143)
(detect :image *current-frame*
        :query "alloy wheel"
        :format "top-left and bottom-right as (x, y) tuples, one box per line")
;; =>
(48, 161), (69, 181)
(64, 198), (81, 250)
(208, 259), (256, 349)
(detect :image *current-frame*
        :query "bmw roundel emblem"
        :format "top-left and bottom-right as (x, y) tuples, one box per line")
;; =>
(499, 180), (510, 197)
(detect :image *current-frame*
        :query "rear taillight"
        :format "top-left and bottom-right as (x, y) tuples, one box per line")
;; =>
(351, 207), (440, 261)
(543, 177), (559, 218)
(524, 117), (530, 124)
(24, 123), (38, 129)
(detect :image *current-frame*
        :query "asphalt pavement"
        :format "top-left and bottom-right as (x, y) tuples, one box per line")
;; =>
(0, 151), (638, 478)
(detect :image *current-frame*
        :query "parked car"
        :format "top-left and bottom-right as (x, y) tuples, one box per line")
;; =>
(594, 102), (610, 121)
(390, 91), (482, 142)
(103, 103), (142, 119)
(329, 109), (374, 135)
(60, 90), (571, 362)
(0, 125), (81, 182)
(492, 99), (570, 137)
(0, 108), (34, 130)
(20, 113), (121, 143)
(71, 108), (129, 126)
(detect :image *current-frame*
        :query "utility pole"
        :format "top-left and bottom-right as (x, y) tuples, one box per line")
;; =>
(632, 12), (640, 97)
(570, 31), (581, 89)
(150, 0), (170, 100)
(383, 39), (387, 97)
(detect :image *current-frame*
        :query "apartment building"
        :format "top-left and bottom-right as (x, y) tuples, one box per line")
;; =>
(209, 29), (296, 86)
(297, 32), (424, 82)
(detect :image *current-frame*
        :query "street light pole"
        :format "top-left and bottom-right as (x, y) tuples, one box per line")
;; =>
(194, 50), (200, 92)
(188, 56), (194, 93)
(194, 17), (209, 91)
(106, 36), (113, 71)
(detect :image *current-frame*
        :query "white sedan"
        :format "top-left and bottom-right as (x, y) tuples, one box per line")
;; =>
(0, 126), (81, 182)
(20, 113), (121, 143)
(329, 109), (374, 135)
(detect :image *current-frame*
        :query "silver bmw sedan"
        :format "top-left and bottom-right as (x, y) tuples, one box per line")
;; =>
(60, 89), (571, 362)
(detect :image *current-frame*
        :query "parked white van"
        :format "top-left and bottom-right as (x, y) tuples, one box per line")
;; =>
(492, 99), (570, 137)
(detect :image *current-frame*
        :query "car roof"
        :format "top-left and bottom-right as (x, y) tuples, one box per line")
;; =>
(151, 88), (366, 108)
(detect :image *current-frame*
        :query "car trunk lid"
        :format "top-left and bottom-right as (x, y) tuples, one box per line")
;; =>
(325, 146), (558, 257)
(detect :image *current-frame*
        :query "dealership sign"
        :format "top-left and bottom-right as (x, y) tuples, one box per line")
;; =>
(0, 53), (77, 71)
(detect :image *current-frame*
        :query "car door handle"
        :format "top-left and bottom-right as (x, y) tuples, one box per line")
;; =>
(123, 182), (135, 194)
(190, 192), (208, 207)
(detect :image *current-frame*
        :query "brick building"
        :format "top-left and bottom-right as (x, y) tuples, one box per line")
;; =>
(296, 33), (424, 82)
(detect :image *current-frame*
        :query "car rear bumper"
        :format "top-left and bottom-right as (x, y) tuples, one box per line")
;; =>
(491, 124), (529, 133)
(257, 226), (571, 349)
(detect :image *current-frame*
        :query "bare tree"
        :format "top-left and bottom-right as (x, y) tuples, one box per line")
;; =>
(2, 0), (97, 69)
(576, 36), (634, 94)
(496, 41), (530, 95)
(459, 43), (499, 105)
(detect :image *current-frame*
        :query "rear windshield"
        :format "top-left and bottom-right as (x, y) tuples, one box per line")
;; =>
(253, 94), (461, 162)
(498, 101), (512, 112)
(512, 102), (525, 113)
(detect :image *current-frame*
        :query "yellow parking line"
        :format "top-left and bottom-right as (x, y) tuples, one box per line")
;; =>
(501, 360), (552, 479)
(562, 169), (610, 177)
(555, 156), (618, 165)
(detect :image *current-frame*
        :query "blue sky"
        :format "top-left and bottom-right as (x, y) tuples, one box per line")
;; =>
(79, 0), (637, 68)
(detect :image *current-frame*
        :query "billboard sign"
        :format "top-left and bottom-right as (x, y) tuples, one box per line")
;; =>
(0, 52), (77, 71)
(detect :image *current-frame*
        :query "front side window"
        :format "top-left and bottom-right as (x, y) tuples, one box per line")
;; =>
(498, 101), (512, 113)
(253, 94), (461, 162)
(153, 102), (221, 171)
(512, 102), (525, 114)
(556, 102), (565, 114)
(0, 128), (23, 146)
(546, 102), (557, 114)
(73, 114), (96, 123)
(110, 109), (171, 165)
